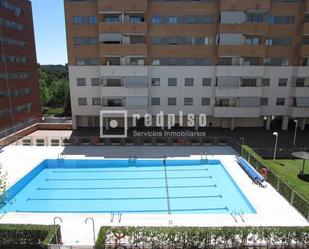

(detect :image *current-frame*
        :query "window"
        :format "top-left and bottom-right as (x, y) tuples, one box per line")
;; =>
(168, 78), (177, 86)
(76, 58), (98, 66)
(266, 37), (292, 46)
(151, 16), (160, 24)
(104, 15), (120, 23)
(245, 37), (260, 45)
(201, 98), (210, 106)
(276, 98), (285, 106)
(278, 78), (288, 87)
(0, 18), (24, 31)
(184, 98), (193, 106)
(74, 37), (98, 45)
(185, 78), (194, 86)
(168, 98), (177, 106)
(202, 78), (212, 86)
(152, 59), (160, 66)
(243, 57), (259, 66)
(78, 98), (87, 106)
(105, 79), (122, 87)
(92, 97), (101, 106)
(73, 16), (97, 25)
(241, 78), (257, 87)
(261, 78), (270, 87)
(77, 78), (86, 86)
(0, 0), (23, 16)
(267, 16), (294, 25)
(264, 58), (289, 66)
(168, 16), (178, 24)
(260, 98), (268, 106)
(91, 78), (100, 86)
(0, 37), (26, 47)
(151, 98), (160, 106)
(151, 78), (160, 86)
(246, 12), (265, 22)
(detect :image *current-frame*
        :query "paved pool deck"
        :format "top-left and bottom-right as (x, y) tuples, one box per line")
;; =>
(0, 145), (308, 246)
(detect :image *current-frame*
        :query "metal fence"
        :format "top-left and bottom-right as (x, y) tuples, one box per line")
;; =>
(0, 118), (41, 139)
(242, 146), (309, 221)
(0, 117), (72, 140)
(252, 147), (309, 159)
(11, 135), (241, 147)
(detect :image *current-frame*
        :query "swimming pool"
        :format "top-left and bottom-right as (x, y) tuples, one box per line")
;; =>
(1, 159), (256, 214)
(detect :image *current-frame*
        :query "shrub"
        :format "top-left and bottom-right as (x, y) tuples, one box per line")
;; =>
(96, 226), (309, 249)
(0, 224), (60, 249)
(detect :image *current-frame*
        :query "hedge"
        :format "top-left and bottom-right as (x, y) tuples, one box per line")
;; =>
(95, 226), (309, 249)
(0, 224), (61, 249)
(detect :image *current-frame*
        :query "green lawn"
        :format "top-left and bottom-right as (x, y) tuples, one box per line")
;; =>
(264, 159), (309, 202)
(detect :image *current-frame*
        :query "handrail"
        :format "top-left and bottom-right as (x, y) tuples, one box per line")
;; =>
(110, 211), (115, 223)
(85, 217), (96, 244)
(53, 216), (62, 246)
(0, 208), (6, 219)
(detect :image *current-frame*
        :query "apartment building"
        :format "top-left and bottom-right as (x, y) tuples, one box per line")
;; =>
(64, 0), (309, 131)
(0, 0), (41, 131)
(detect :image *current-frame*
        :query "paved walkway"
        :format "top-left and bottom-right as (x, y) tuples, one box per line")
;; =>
(70, 126), (309, 148)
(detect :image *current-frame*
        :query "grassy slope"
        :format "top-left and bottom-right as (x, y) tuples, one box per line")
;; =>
(264, 159), (309, 202)
(243, 146), (309, 202)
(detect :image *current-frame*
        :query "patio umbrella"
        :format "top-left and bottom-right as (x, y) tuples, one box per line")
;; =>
(292, 151), (309, 176)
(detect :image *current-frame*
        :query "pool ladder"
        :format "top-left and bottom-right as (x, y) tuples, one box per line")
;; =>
(231, 210), (245, 223)
(200, 152), (208, 164)
(128, 155), (137, 166)
(57, 152), (65, 160)
(110, 212), (122, 223)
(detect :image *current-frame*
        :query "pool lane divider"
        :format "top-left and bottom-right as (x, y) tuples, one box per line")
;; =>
(45, 176), (213, 181)
(15, 207), (229, 214)
(36, 184), (217, 191)
(52, 168), (209, 174)
(26, 195), (223, 202)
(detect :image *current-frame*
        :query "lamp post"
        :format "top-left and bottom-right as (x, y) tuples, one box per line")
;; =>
(293, 119), (298, 146)
(273, 132), (278, 160)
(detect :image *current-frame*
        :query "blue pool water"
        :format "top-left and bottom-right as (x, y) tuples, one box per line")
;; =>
(1, 159), (256, 214)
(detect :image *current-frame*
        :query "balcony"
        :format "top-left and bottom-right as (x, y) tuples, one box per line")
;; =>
(294, 87), (309, 97)
(214, 107), (260, 117)
(301, 45), (309, 56)
(151, 45), (216, 58)
(218, 45), (265, 57)
(290, 107), (309, 117)
(102, 87), (148, 97)
(304, 23), (309, 35)
(100, 66), (148, 77)
(219, 23), (268, 34)
(100, 44), (147, 56)
(98, 0), (148, 12)
(220, 0), (270, 10)
(99, 22), (148, 34)
(215, 87), (262, 97)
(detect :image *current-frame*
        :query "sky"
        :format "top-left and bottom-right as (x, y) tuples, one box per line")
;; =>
(31, 0), (67, 65)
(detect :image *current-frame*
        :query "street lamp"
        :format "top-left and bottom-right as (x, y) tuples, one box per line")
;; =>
(273, 132), (278, 160)
(293, 119), (298, 146)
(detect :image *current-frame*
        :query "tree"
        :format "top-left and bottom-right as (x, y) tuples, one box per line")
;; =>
(0, 164), (8, 205)
(38, 64), (71, 116)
